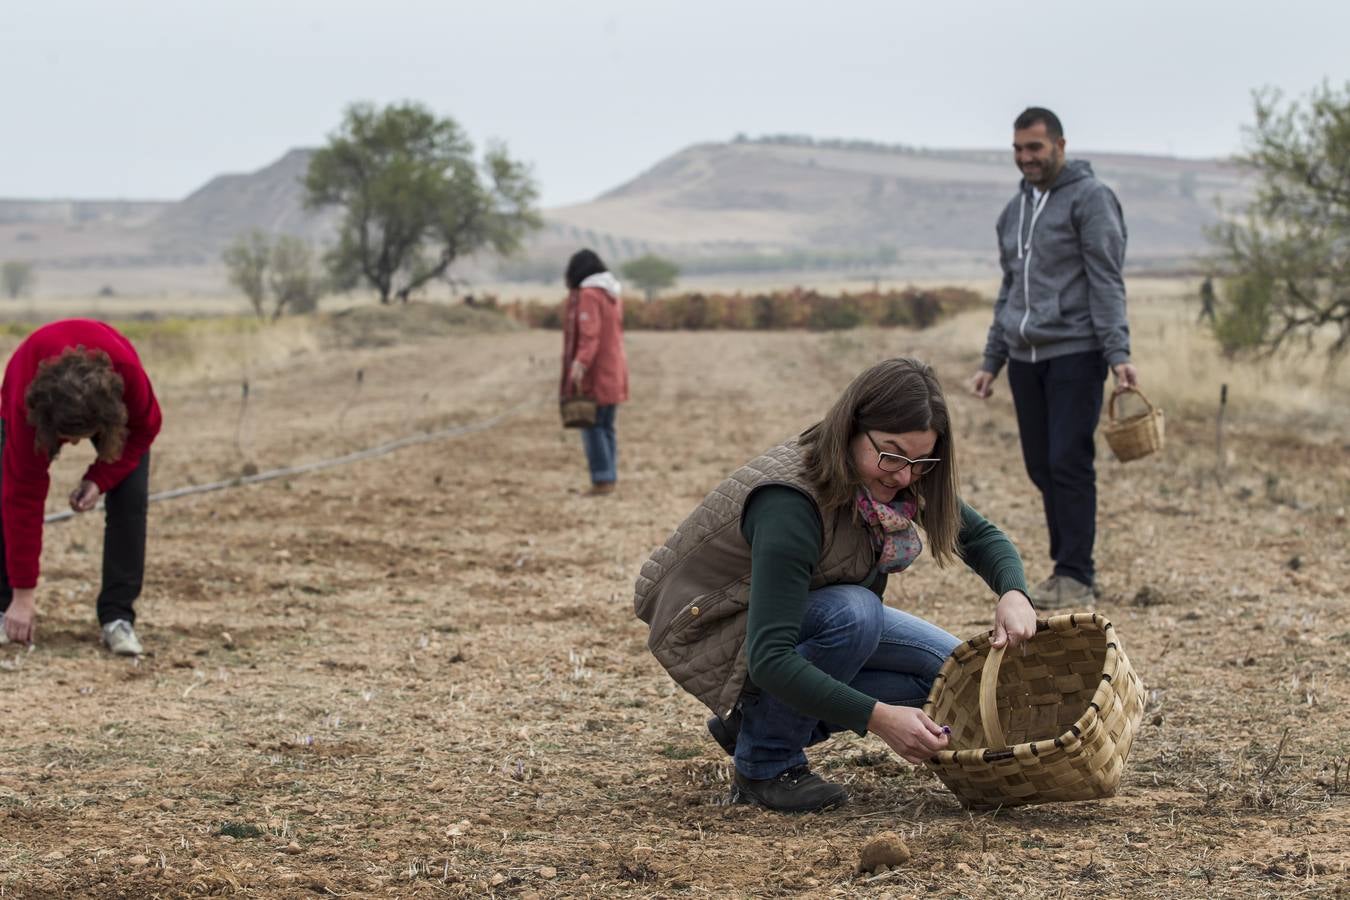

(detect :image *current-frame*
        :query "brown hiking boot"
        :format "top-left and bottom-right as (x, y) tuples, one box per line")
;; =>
(730, 765), (847, 813)
(588, 482), (616, 496)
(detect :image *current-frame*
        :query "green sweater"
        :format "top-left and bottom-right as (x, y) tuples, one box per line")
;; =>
(741, 486), (1029, 735)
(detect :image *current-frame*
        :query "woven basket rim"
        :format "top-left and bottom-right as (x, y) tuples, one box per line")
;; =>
(1102, 407), (1162, 432)
(924, 612), (1125, 764)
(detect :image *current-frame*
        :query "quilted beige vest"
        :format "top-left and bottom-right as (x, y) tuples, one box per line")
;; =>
(633, 440), (877, 718)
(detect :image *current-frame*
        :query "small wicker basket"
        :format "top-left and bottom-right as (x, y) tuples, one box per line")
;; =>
(560, 395), (598, 429)
(1102, 387), (1164, 462)
(923, 614), (1145, 809)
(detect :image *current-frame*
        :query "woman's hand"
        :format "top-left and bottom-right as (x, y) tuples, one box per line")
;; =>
(4, 588), (36, 644)
(69, 480), (101, 513)
(992, 590), (1037, 649)
(568, 360), (586, 390)
(867, 703), (949, 763)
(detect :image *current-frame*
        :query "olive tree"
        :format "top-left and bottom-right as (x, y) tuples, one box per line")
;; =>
(1209, 83), (1350, 359)
(620, 254), (680, 301)
(305, 102), (541, 304)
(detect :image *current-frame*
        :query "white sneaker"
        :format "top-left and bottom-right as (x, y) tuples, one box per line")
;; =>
(0, 612), (9, 645)
(102, 619), (143, 656)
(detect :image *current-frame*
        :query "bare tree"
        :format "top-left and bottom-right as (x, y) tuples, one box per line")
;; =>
(223, 231), (271, 319)
(2, 261), (35, 299)
(268, 236), (322, 319)
(224, 231), (323, 320)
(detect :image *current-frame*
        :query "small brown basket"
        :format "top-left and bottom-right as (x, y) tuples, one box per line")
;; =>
(1102, 387), (1164, 462)
(923, 614), (1145, 809)
(560, 395), (598, 429)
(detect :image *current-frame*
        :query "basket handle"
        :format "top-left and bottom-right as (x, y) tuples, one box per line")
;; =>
(1107, 386), (1155, 424)
(978, 644), (1007, 748)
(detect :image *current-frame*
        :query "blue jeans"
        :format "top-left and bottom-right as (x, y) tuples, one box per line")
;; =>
(581, 404), (618, 484)
(735, 584), (960, 780)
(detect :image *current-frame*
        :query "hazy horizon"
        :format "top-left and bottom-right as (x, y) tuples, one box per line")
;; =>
(6, 0), (1349, 207)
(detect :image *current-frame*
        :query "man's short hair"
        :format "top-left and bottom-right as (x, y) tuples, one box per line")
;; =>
(1014, 107), (1063, 139)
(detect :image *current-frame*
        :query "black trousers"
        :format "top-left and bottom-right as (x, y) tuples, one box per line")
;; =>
(1006, 350), (1107, 586)
(0, 424), (150, 626)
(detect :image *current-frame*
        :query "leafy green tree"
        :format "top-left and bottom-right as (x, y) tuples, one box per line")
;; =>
(1209, 83), (1350, 358)
(620, 254), (680, 301)
(2, 261), (35, 299)
(305, 101), (541, 304)
(223, 231), (271, 319)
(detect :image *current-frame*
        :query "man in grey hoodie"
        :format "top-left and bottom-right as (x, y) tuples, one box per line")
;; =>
(968, 107), (1139, 609)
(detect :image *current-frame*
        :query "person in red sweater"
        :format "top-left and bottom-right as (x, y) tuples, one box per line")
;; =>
(560, 249), (629, 495)
(0, 320), (162, 655)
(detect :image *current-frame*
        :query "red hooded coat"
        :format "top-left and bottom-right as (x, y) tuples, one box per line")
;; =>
(560, 275), (629, 406)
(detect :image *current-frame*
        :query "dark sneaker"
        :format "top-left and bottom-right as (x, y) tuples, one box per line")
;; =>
(731, 765), (847, 812)
(707, 711), (740, 756)
(1030, 574), (1063, 608)
(1055, 576), (1095, 608)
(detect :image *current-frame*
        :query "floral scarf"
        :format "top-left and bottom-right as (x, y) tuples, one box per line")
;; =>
(856, 489), (924, 574)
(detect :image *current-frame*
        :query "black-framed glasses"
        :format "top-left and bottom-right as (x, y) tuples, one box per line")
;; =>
(864, 432), (939, 476)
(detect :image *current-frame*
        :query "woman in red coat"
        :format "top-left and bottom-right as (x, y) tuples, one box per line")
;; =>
(561, 250), (629, 495)
(0, 319), (162, 654)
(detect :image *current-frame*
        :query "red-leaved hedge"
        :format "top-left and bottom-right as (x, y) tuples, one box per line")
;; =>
(502, 286), (983, 331)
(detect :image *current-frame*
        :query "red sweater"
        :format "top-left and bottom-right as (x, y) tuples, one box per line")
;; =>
(1, 320), (162, 589)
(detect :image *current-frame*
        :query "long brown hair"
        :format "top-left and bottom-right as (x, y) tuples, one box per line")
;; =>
(25, 347), (128, 462)
(799, 357), (961, 565)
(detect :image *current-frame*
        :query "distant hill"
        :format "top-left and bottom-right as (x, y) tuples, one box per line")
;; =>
(533, 138), (1249, 273)
(148, 148), (336, 258)
(1, 136), (1250, 295)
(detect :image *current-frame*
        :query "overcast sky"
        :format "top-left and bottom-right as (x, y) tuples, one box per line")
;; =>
(5, 0), (1348, 207)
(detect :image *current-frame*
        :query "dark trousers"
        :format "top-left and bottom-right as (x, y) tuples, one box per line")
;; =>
(0, 426), (150, 625)
(1006, 350), (1107, 586)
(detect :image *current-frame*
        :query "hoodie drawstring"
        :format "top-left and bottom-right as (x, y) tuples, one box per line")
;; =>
(1016, 189), (1052, 362)
(1015, 189), (1051, 262)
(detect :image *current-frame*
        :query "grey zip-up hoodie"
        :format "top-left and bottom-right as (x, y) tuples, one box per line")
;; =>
(981, 159), (1130, 373)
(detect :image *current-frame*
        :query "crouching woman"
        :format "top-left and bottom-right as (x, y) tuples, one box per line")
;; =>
(634, 358), (1036, 812)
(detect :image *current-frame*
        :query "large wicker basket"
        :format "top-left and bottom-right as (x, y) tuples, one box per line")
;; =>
(1102, 387), (1164, 462)
(923, 614), (1144, 809)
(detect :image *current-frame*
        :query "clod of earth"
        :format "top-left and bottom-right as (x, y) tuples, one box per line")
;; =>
(1131, 585), (1166, 606)
(857, 832), (911, 873)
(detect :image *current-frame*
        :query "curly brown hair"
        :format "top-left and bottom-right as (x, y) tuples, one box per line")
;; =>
(25, 346), (128, 462)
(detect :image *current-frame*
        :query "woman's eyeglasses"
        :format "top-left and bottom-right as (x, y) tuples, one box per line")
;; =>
(865, 432), (940, 476)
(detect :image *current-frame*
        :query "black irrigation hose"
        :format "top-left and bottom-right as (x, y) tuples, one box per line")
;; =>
(43, 398), (540, 525)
